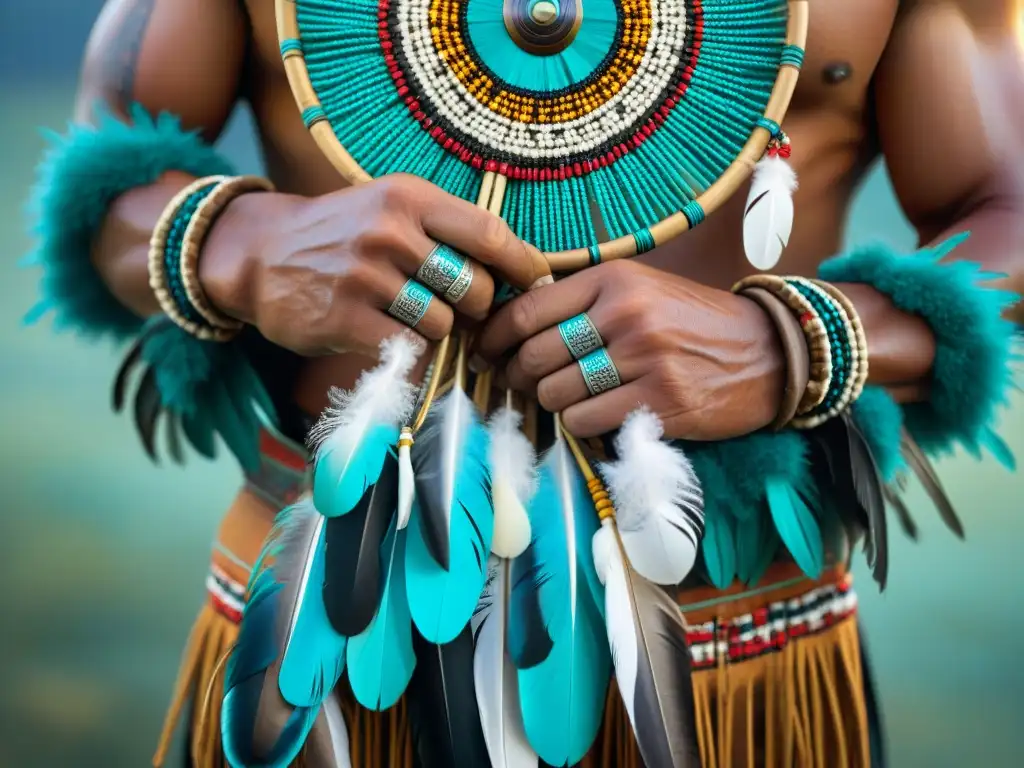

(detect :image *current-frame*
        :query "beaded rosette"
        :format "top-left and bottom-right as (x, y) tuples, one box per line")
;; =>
(277, 0), (808, 269)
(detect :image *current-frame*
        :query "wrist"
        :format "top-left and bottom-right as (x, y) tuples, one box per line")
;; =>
(197, 186), (284, 325)
(735, 292), (788, 431)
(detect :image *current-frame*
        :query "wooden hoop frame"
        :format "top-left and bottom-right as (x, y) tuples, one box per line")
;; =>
(275, 0), (809, 273)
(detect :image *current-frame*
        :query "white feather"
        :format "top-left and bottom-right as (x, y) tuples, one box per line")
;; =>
(593, 523), (638, 720)
(307, 692), (353, 768)
(599, 409), (703, 586)
(473, 556), (538, 768)
(487, 407), (537, 558)
(308, 333), (424, 473)
(742, 156), (797, 271)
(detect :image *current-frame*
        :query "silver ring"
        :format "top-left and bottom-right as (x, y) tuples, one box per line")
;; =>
(558, 313), (604, 360)
(415, 243), (473, 304)
(388, 279), (434, 328)
(578, 348), (622, 396)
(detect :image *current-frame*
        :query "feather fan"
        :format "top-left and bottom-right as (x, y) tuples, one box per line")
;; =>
(592, 522), (701, 768)
(310, 334), (422, 518)
(472, 556), (538, 768)
(511, 440), (609, 767)
(323, 454), (399, 636)
(488, 406), (537, 559)
(600, 409), (704, 585)
(407, 626), (491, 768)
(405, 387), (494, 644)
(743, 154), (797, 271)
(346, 519), (416, 710)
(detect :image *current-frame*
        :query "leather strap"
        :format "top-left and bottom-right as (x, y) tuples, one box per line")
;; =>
(741, 286), (810, 430)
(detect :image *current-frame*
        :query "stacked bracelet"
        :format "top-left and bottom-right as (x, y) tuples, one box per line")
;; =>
(149, 175), (274, 341)
(733, 274), (869, 429)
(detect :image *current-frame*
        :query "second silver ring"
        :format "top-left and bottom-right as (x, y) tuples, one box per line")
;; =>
(415, 243), (474, 304)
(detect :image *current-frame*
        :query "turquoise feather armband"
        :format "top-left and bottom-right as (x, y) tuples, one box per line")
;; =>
(23, 105), (275, 472)
(819, 234), (1019, 463)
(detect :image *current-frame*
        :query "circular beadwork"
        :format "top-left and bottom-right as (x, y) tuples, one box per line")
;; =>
(415, 243), (474, 303)
(388, 279), (436, 328)
(558, 313), (604, 360)
(579, 347), (622, 396)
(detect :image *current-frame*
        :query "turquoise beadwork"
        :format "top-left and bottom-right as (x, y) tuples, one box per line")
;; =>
(164, 183), (218, 328)
(788, 280), (852, 413)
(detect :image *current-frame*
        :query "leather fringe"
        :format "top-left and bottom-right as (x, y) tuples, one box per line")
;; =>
(160, 607), (867, 768)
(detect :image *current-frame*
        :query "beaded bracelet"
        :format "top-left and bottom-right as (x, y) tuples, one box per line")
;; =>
(149, 175), (274, 341)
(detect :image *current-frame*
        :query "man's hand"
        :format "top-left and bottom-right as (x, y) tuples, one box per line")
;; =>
(476, 260), (786, 440)
(199, 174), (546, 358)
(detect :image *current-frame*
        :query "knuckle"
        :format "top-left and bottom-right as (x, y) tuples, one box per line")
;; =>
(479, 214), (514, 255)
(377, 174), (420, 208)
(350, 226), (396, 257)
(508, 292), (538, 337)
(516, 340), (546, 377)
(536, 377), (559, 411)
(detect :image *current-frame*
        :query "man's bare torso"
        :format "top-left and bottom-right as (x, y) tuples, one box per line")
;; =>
(235, 0), (903, 414)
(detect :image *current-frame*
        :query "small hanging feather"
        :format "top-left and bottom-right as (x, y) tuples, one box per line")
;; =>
(405, 387), (494, 644)
(900, 428), (965, 540)
(592, 522), (701, 768)
(273, 500), (348, 709)
(842, 413), (889, 588)
(599, 409), (704, 586)
(471, 557), (538, 768)
(221, 568), (318, 768)
(487, 406), (538, 559)
(310, 334), (422, 518)
(346, 519), (416, 711)
(743, 154), (797, 271)
(407, 626), (491, 768)
(302, 693), (353, 768)
(323, 454), (399, 636)
(765, 478), (824, 579)
(511, 441), (609, 767)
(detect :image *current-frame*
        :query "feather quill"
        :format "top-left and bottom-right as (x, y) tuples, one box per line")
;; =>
(488, 406), (537, 559)
(472, 556), (538, 768)
(346, 519), (416, 710)
(323, 454), (399, 636)
(310, 334), (422, 518)
(743, 155), (797, 271)
(407, 627), (491, 768)
(600, 409), (703, 585)
(405, 387), (494, 644)
(593, 522), (701, 768)
(512, 440), (609, 767)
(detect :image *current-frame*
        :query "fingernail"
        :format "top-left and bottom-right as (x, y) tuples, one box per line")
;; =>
(530, 275), (555, 289)
(469, 354), (488, 373)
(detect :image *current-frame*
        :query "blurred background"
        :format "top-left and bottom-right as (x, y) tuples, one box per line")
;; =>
(1, 2), (1022, 767)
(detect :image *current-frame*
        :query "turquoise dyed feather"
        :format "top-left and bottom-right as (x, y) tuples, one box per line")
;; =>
(222, 569), (318, 768)
(313, 422), (399, 518)
(766, 478), (823, 578)
(735, 511), (780, 587)
(347, 521), (416, 711)
(513, 442), (609, 766)
(278, 515), (348, 708)
(702, 507), (736, 589)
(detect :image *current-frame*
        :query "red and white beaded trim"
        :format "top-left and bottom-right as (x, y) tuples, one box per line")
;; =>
(207, 564), (246, 624)
(685, 579), (858, 670)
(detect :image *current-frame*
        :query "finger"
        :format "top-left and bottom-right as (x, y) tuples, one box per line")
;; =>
(476, 271), (602, 362)
(400, 230), (496, 321)
(369, 263), (455, 342)
(561, 383), (649, 438)
(316, 301), (429, 359)
(506, 309), (610, 391)
(416, 185), (549, 290)
(534, 345), (637, 414)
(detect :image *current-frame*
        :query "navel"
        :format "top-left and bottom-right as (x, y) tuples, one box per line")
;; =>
(823, 61), (853, 85)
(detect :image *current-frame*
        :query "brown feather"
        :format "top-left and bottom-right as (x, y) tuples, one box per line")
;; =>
(882, 485), (919, 541)
(900, 429), (965, 539)
(840, 413), (889, 590)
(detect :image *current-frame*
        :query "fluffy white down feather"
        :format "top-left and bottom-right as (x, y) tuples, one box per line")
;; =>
(307, 333), (424, 455)
(487, 407), (537, 558)
(743, 155), (797, 271)
(599, 409), (703, 585)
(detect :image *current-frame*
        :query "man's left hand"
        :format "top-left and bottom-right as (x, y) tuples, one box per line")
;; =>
(476, 260), (786, 440)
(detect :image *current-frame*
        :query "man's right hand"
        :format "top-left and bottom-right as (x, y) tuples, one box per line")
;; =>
(199, 174), (547, 357)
